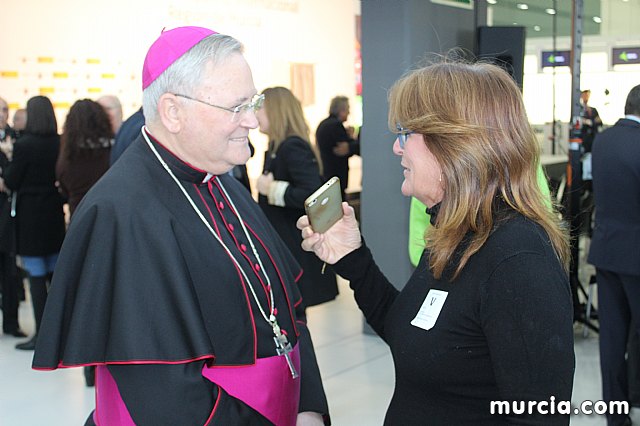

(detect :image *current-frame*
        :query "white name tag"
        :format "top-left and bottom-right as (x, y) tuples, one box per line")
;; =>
(411, 289), (448, 331)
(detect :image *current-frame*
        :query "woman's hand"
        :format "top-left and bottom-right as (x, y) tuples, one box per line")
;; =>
(297, 202), (362, 264)
(257, 172), (274, 196)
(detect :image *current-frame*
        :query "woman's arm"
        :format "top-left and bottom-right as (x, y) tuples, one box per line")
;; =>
(259, 139), (323, 209)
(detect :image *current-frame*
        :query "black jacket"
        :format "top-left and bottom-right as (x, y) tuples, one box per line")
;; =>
(259, 136), (338, 306)
(588, 118), (640, 275)
(315, 115), (356, 195)
(3, 133), (65, 256)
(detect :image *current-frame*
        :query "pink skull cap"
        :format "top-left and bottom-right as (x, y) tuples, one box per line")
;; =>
(142, 26), (217, 89)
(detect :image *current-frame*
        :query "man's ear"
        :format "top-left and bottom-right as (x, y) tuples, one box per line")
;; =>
(157, 93), (183, 133)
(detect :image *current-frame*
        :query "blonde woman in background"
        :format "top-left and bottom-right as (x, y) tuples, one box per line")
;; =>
(257, 87), (338, 308)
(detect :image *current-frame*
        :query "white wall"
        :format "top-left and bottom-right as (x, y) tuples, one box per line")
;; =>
(0, 0), (358, 185)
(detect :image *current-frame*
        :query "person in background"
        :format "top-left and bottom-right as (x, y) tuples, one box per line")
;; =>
(12, 108), (26, 139)
(2, 96), (65, 351)
(256, 86), (338, 308)
(33, 26), (329, 426)
(109, 106), (144, 165)
(299, 61), (574, 425)
(316, 96), (358, 197)
(588, 84), (640, 426)
(97, 95), (123, 135)
(580, 89), (602, 154)
(0, 97), (15, 142)
(56, 99), (113, 216)
(0, 96), (25, 338)
(230, 139), (254, 193)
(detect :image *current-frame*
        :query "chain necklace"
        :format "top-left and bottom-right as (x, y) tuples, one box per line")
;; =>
(142, 128), (298, 378)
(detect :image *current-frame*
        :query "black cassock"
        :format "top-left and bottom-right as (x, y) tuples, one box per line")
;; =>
(33, 131), (329, 425)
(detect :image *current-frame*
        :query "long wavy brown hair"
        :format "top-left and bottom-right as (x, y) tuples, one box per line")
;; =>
(61, 99), (113, 161)
(388, 60), (569, 280)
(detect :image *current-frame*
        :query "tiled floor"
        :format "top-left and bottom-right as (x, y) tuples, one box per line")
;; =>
(1, 277), (638, 425)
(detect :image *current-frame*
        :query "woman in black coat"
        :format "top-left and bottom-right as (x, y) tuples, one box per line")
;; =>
(256, 87), (338, 308)
(3, 96), (65, 350)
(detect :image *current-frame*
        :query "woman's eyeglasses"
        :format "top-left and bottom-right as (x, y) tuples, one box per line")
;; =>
(396, 124), (413, 149)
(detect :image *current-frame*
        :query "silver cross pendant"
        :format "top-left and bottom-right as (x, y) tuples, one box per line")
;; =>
(270, 315), (299, 379)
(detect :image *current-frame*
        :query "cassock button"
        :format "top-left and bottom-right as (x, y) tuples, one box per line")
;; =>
(219, 201), (224, 210)
(254, 264), (260, 272)
(228, 223), (234, 232)
(240, 244), (247, 252)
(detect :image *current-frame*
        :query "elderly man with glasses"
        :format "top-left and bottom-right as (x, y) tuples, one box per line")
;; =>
(33, 27), (329, 426)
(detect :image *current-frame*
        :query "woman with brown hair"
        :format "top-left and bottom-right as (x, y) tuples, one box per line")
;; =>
(257, 86), (338, 308)
(56, 99), (113, 217)
(298, 61), (574, 425)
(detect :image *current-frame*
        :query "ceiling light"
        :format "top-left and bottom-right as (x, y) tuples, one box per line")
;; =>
(534, 25), (541, 31)
(513, 22), (518, 25)
(487, 0), (497, 4)
(593, 16), (602, 23)
(517, 3), (529, 10)
(545, 8), (556, 15)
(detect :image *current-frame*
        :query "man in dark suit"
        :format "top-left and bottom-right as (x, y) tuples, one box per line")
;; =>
(315, 96), (358, 197)
(580, 89), (603, 153)
(588, 84), (640, 426)
(110, 107), (145, 165)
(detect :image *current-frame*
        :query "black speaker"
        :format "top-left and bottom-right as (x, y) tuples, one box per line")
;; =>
(476, 26), (526, 90)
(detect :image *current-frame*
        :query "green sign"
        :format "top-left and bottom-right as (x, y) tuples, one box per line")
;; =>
(612, 47), (640, 65)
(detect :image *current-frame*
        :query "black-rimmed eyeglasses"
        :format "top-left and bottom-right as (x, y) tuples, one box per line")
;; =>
(396, 124), (413, 149)
(173, 93), (265, 123)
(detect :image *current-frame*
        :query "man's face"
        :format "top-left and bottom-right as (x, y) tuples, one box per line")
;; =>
(0, 99), (8, 128)
(13, 110), (26, 131)
(97, 97), (122, 133)
(581, 91), (590, 105)
(339, 104), (350, 122)
(173, 53), (258, 174)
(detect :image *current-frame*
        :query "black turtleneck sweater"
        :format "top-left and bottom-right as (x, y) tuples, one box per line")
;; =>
(332, 208), (575, 425)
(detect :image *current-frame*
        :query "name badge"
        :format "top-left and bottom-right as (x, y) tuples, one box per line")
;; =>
(411, 289), (448, 331)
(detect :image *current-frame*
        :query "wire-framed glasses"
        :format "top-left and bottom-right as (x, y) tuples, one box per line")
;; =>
(173, 93), (265, 123)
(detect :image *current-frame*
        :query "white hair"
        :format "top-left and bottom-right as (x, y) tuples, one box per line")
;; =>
(142, 34), (243, 123)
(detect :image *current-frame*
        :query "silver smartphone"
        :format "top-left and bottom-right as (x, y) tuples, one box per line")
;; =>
(304, 176), (343, 233)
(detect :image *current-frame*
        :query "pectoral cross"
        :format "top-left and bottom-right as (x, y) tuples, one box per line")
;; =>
(270, 315), (299, 379)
